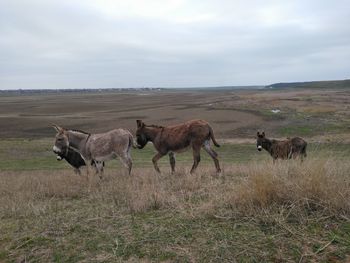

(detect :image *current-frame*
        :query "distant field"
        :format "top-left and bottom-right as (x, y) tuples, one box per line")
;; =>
(0, 88), (349, 139)
(1, 88), (350, 262)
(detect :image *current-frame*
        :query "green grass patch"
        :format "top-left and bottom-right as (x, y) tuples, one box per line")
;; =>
(278, 125), (314, 136)
(0, 138), (267, 171)
(1, 139), (350, 171)
(278, 123), (350, 137)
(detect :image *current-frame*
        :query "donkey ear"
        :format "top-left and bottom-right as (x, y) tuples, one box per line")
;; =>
(136, 120), (144, 128)
(257, 131), (260, 136)
(262, 131), (265, 137)
(52, 124), (63, 132)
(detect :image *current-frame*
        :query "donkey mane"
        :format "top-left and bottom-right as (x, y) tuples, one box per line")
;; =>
(69, 129), (90, 135)
(147, 124), (164, 129)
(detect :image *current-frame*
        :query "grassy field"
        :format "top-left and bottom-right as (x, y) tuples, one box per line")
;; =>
(1, 88), (350, 262)
(1, 138), (350, 262)
(1, 156), (350, 262)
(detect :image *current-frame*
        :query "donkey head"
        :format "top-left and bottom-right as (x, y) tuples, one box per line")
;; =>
(52, 124), (69, 157)
(256, 131), (266, 151)
(135, 120), (148, 149)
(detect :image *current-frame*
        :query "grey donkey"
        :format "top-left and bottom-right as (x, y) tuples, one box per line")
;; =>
(53, 125), (135, 177)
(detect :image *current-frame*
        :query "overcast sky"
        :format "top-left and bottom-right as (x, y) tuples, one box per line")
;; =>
(1, 0), (349, 89)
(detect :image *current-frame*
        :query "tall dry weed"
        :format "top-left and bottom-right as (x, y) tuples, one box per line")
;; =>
(228, 158), (350, 218)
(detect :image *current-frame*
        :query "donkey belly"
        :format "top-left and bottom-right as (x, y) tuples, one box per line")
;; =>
(168, 139), (192, 153)
(94, 152), (117, 162)
(88, 133), (126, 161)
(173, 145), (191, 153)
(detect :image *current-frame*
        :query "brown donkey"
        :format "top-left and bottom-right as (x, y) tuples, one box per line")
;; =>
(256, 131), (307, 162)
(135, 119), (221, 174)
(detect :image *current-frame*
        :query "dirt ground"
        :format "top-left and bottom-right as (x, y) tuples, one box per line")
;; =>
(0, 88), (349, 139)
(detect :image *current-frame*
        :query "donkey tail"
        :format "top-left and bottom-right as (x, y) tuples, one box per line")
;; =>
(302, 142), (307, 158)
(209, 126), (220, 147)
(288, 146), (293, 159)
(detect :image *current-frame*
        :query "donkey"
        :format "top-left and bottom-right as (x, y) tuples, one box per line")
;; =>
(256, 131), (307, 162)
(135, 119), (221, 174)
(56, 147), (104, 175)
(52, 125), (135, 176)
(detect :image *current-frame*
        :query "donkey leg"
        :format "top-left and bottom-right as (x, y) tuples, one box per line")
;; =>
(152, 152), (165, 173)
(91, 160), (98, 173)
(85, 161), (94, 177)
(190, 146), (201, 174)
(119, 154), (133, 175)
(95, 161), (104, 179)
(127, 149), (133, 175)
(301, 152), (306, 162)
(203, 141), (221, 174)
(293, 152), (298, 160)
(125, 157), (132, 175)
(74, 168), (81, 175)
(169, 152), (176, 173)
(298, 152), (305, 163)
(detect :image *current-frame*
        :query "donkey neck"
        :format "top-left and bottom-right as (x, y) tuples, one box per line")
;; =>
(144, 126), (163, 142)
(262, 138), (273, 154)
(67, 130), (90, 153)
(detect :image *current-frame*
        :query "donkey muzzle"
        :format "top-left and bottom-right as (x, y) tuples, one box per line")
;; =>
(56, 155), (63, 161)
(136, 144), (144, 149)
(53, 145), (61, 154)
(136, 142), (147, 149)
(257, 146), (262, 151)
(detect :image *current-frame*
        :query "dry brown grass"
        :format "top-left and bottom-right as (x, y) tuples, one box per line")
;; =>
(228, 159), (350, 217)
(298, 105), (337, 114)
(1, 157), (349, 220)
(1, 158), (350, 262)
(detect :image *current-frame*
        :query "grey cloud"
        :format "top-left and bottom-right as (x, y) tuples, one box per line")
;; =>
(0, 0), (349, 89)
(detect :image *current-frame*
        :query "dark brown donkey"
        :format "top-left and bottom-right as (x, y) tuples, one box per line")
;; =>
(135, 119), (221, 174)
(256, 131), (307, 162)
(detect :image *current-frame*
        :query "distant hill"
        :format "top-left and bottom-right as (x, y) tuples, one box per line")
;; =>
(0, 87), (165, 94)
(0, 86), (264, 94)
(266, 79), (350, 89)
